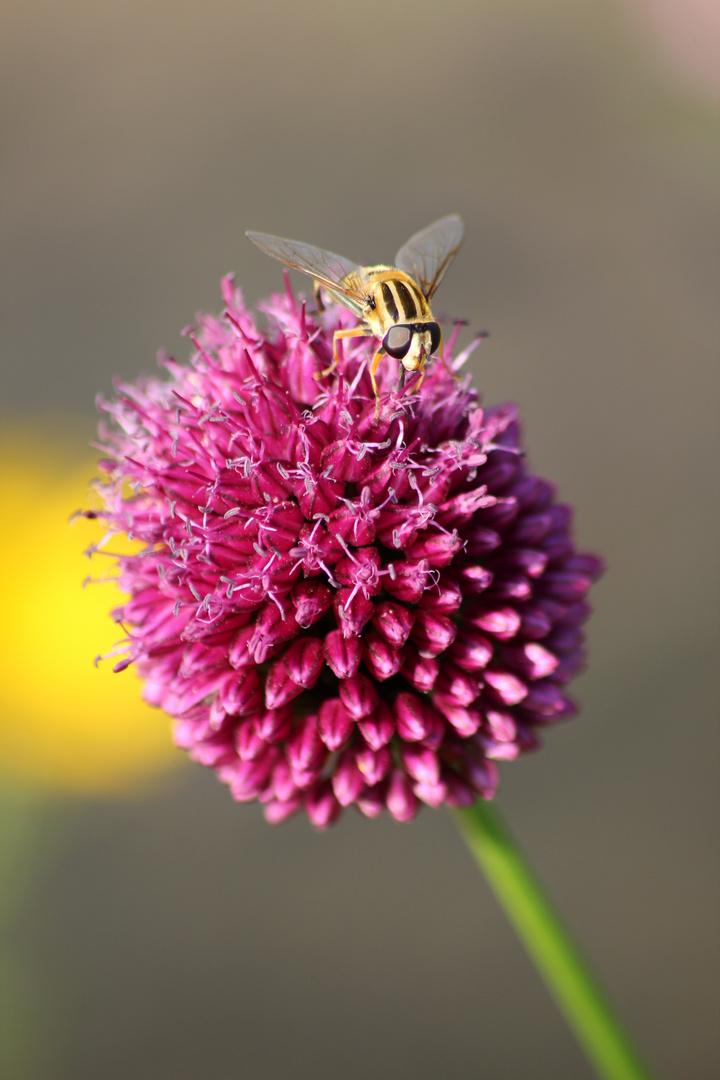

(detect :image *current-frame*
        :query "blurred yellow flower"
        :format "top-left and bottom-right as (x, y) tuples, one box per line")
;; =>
(0, 424), (181, 793)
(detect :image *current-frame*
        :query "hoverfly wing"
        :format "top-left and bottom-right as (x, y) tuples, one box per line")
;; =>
(246, 231), (368, 316)
(394, 214), (464, 301)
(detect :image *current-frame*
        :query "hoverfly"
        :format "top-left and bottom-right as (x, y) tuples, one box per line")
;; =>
(246, 214), (464, 413)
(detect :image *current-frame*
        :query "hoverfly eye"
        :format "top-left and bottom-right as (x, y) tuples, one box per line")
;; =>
(428, 322), (442, 355)
(383, 325), (413, 359)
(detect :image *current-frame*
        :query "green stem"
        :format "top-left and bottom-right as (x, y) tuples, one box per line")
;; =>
(451, 800), (653, 1080)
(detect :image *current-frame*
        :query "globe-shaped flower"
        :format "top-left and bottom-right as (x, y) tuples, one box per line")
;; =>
(92, 276), (602, 827)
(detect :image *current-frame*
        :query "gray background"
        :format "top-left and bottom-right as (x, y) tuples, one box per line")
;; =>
(2, 1), (718, 1077)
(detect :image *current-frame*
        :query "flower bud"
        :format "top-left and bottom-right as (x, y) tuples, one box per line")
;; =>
(407, 530), (463, 566)
(383, 559), (431, 603)
(282, 636), (324, 688)
(290, 763), (324, 791)
(476, 735), (521, 760)
(228, 625), (257, 669)
(521, 680), (567, 716)
(362, 633), (403, 681)
(484, 708), (518, 743)
(357, 701), (395, 750)
(318, 698), (355, 751)
(334, 589), (374, 638)
(420, 706), (445, 750)
(305, 780), (342, 828)
(355, 743), (392, 786)
(248, 600), (299, 664)
(506, 511), (553, 545)
(227, 751), (279, 802)
(188, 732), (235, 768)
(219, 667), (263, 716)
(394, 692), (432, 742)
(386, 769), (419, 823)
(264, 797), (303, 824)
(412, 779), (448, 807)
(167, 668), (229, 716)
(264, 658), (304, 709)
(173, 718), (213, 750)
(401, 649), (440, 693)
(291, 579), (333, 628)
(400, 745), (440, 785)
(477, 496), (519, 530)
(502, 642), (559, 680)
(518, 603), (555, 639)
(541, 570), (594, 602)
(512, 475), (555, 511)
(179, 641), (231, 678)
(356, 783), (386, 819)
(371, 601), (415, 647)
(324, 629), (362, 679)
(269, 757), (299, 802)
(293, 521), (344, 575)
(466, 606), (521, 641)
(437, 487), (496, 529)
(410, 609), (457, 656)
(335, 547), (382, 596)
(435, 663), (482, 706)
(493, 547), (548, 579)
(433, 696), (482, 737)
(463, 527), (501, 557)
(484, 667), (528, 706)
(298, 475), (344, 519)
(450, 628), (494, 672)
(332, 749), (366, 806)
(253, 705), (293, 744)
(329, 503), (376, 546)
(454, 564), (494, 595)
(286, 713), (324, 771)
(338, 674), (379, 720)
(487, 573), (532, 602)
(418, 577), (463, 614)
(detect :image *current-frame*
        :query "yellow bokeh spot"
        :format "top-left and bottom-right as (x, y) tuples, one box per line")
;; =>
(0, 425), (183, 794)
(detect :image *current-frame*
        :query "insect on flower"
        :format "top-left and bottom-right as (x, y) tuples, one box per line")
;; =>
(246, 214), (464, 413)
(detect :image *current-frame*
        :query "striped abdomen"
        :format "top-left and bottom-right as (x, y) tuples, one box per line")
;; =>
(363, 269), (433, 335)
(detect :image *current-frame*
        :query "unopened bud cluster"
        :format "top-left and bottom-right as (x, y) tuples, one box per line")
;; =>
(92, 277), (602, 826)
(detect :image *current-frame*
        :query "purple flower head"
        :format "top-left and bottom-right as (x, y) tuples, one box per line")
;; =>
(93, 275), (603, 827)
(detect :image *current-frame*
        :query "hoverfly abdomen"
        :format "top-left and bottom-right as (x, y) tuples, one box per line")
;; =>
(380, 281), (399, 323)
(367, 271), (430, 329)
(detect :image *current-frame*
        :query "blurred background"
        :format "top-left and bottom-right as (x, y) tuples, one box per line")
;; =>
(1, 0), (718, 1077)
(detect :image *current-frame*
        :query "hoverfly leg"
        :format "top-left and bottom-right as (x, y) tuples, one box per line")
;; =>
(370, 348), (385, 419)
(316, 327), (371, 380)
(397, 365), (406, 391)
(413, 362), (426, 395)
(314, 281), (326, 313)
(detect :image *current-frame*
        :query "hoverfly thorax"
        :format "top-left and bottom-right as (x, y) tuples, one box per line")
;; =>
(246, 214), (464, 413)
